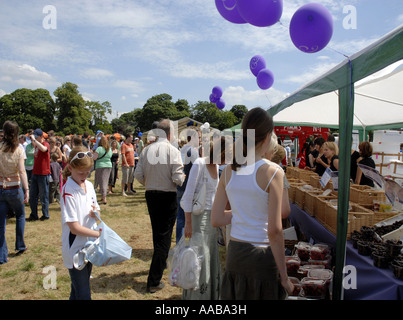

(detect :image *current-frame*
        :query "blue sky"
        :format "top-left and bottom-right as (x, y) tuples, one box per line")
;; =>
(0, 0), (402, 121)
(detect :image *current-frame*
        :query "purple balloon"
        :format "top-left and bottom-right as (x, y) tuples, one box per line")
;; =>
(216, 98), (226, 110)
(250, 55), (266, 77)
(257, 68), (274, 90)
(215, 0), (246, 24)
(209, 93), (219, 103)
(289, 3), (334, 53)
(236, 0), (283, 27)
(212, 86), (223, 98)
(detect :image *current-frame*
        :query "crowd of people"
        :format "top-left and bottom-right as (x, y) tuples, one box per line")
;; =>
(0, 124), (143, 265)
(0, 111), (377, 300)
(298, 134), (376, 186)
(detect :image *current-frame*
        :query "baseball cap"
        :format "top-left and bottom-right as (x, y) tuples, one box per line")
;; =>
(33, 129), (43, 138)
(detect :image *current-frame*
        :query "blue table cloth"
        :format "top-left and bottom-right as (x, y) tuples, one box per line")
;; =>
(289, 203), (403, 300)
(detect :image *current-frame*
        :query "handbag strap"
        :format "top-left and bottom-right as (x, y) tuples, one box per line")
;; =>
(201, 162), (208, 182)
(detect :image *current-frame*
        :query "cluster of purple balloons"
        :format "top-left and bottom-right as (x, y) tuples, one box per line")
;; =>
(215, 0), (334, 53)
(209, 86), (226, 109)
(250, 55), (274, 90)
(215, 0), (283, 27)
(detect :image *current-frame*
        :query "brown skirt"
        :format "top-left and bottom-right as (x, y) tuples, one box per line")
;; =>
(220, 240), (286, 300)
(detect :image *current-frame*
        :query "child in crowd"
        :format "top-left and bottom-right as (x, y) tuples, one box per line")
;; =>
(61, 146), (102, 300)
(49, 152), (61, 204)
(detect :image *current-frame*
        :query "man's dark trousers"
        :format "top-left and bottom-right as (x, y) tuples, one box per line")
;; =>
(145, 190), (177, 288)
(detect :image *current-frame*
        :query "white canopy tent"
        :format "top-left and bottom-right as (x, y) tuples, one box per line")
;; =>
(270, 60), (403, 140)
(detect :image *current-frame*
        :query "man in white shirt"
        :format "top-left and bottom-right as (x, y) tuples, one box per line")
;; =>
(134, 119), (185, 293)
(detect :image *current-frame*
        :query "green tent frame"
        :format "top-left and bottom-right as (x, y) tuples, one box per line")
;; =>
(229, 25), (403, 300)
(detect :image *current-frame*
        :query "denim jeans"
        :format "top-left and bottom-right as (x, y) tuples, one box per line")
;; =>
(176, 193), (185, 244)
(0, 188), (26, 263)
(68, 263), (93, 300)
(29, 174), (49, 220)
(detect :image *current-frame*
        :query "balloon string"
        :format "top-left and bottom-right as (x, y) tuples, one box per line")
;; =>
(326, 45), (350, 60)
(264, 94), (272, 107)
(277, 19), (289, 29)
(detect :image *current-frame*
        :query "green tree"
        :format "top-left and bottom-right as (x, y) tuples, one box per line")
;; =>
(54, 82), (91, 135)
(191, 101), (237, 131)
(230, 105), (248, 124)
(0, 88), (55, 133)
(135, 93), (191, 131)
(86, 100), (113, 134)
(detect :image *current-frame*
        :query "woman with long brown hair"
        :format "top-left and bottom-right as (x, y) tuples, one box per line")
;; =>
(211, 107), (293, 299)
(0, 120), (29, 263)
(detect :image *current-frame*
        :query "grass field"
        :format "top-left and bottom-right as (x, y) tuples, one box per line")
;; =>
(0, 171), (186, 300)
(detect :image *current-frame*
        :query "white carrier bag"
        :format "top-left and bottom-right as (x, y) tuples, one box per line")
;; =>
(73, 211), (132, 269)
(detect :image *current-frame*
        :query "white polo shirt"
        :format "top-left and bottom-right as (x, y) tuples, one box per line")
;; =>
(61, 176), (99, 269)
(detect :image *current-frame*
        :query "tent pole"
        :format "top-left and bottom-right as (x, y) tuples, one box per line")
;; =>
(333, 61), (355, 300)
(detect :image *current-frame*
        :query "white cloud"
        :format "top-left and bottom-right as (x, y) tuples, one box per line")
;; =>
(0, 60), (58, 89)
(81, 68), (114, 80)
(113, 80), (144, 93)
(284, 61), (339, 85)
(0, 89), (7, 97)
(223, 85), (287, 109)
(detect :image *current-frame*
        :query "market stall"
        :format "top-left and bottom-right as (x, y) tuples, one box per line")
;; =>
(289, 203), (403, 300)
(286, 167), (403, 300)
(269, 25), (403, 300)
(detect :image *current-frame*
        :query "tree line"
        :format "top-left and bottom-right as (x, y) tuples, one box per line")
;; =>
(0, 82), (248, 136)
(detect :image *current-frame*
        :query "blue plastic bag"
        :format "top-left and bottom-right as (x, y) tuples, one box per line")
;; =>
(84, 211), (132, 267)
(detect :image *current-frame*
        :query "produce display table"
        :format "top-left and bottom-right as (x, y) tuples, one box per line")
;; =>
(289, 203), (403, 300)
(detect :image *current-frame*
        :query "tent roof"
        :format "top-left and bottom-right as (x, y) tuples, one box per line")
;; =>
(267, 25), (403, 132)
(271, 62), (403, 131)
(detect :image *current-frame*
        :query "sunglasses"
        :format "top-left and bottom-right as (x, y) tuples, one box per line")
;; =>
(70, 151), (93, 163)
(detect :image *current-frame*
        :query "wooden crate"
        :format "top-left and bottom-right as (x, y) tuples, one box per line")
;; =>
(294, 168), (318, 182)
(294, 186), (321, 210)
(309, 174), (333, 190)
(309, 174), (322, 189)
(304, 191), (326, 216)
(286, 167), (299, 179)
(349, 184), (386, 206)
(294, 186), (306, 209)
(314, 196), (338, 224)
(324, 202), (373, 239)
(288, 182), (305, 203)
(360, 204), (402, 224)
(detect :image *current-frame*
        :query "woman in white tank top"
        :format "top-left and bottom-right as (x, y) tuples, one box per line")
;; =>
(211, 107), (294, 300)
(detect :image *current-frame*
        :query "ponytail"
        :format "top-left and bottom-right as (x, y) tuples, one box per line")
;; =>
(62, 165), (72, 181)
(231, 107), (273, 171)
